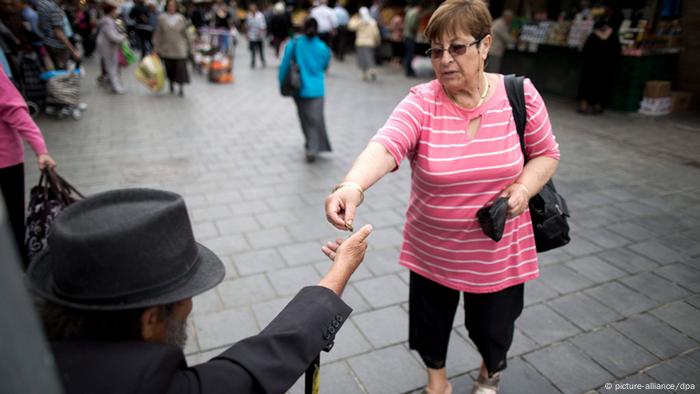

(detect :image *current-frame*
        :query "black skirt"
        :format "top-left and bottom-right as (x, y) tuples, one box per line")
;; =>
(161, 57), (190, 84)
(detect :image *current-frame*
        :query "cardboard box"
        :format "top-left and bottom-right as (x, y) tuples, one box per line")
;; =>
(671, 91), (692, 112)
(644, 80), (671, 98)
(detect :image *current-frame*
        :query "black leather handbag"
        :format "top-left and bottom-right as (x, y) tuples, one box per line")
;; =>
(280, 39), (301, 97)
(504, 75), (570, 252)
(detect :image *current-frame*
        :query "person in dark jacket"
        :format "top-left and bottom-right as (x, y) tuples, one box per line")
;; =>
(577, 19), (620, 114)
(27, 188), (373, 394)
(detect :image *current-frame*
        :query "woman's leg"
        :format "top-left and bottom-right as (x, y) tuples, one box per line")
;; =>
(463, 283), (524, 379)
(409, 272), (460, 394)
(0, 163), (27, 268)
(105, 53), (124, 93)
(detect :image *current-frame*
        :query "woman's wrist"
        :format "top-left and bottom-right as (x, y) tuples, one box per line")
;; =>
(513, 182), (530, 198)
(332, 181), (365, 204)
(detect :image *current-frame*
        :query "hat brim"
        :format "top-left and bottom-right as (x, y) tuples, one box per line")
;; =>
(26, 243), (226, 311)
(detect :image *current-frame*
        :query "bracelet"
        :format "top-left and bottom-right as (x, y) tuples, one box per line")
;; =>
(514, 182), (530, 197)
(331, 181), (365, 204)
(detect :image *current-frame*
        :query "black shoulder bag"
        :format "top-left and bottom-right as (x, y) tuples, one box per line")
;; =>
(504, 75), (571, 252)
(280, 38), (301, 97)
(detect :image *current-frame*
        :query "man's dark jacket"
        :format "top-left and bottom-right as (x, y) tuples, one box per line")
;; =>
(51, 286), (352, 394)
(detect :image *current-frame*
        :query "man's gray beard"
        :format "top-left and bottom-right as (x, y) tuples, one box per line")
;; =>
(165, 317), (188, 349)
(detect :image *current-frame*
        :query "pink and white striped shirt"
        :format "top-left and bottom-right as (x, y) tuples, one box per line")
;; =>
(371, 75), (560, 293)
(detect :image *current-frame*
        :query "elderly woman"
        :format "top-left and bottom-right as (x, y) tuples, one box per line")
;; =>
(153, 0), (190, 96)
(324, 1), (559, 393)
(347, 7), (380, 81)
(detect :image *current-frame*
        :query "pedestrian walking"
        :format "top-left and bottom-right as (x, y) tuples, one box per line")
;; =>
(324, 1), (561, 393)
(402, 0), (422, 77)
(96, 1), (128, 94)
(309, 0), (336, 48)
(245, 3), (266, 68)
(347, 7), (380, 81)
(268, 1), (290, 60)
(33, 0), (81, 69)
(0, 67), (57, 267)
(389, 13), (404, 67)
(486, 9), (515, 73)
(577, 19), (620, 114)
(153, 0), (191, 96)
(278, 18), (331, 163)
(332, 1), (349, 61)
(130, 0), (154, 58)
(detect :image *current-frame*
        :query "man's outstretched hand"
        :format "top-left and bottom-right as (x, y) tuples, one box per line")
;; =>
(318, 224), (373, 295)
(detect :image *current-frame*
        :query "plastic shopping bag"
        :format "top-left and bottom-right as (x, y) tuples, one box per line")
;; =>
(134, 54), (165, 92)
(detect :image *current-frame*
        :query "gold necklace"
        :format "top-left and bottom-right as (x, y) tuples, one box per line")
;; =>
(445, 73), (490, 109)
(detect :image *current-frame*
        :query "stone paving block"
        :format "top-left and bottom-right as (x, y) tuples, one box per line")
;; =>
(215, 215), (261, 235)
(232, 248), (286, 275)
(548, 292), (621, 331)
(569, 211), (616, 230)
(254, 210), (298, 228)
(193, 307), (259, 350)
(251, 296), (294, 328)
(606, 222), (656, 242)
(561, 237), (603, 257)
(688, 348), (700, 364)
(613, 314), (698, 359)
(200, 234), (250, 257)
(445, 332), (482, 377)
(288, 361), (364, 394)
(228, 200), (270, 216)
(192, 289), (224, 316)
(539, 264), (594, 294)
(363, 247), (402, 275)
(205, 189), (243, 205)
(538, 248), (574, 266)
(339, 285), (372, 314)
(516, 304), (581, 345)
(366, 226), (404, 249)
(287, 219), (337, 242)
(585, 282), (657, 316)
(687, 295), (700, 309)
(323, 320), (374, 364)
(619, 272), (689, 303)
(500, 357), (560, 394)
(245, 227), (294, 249)
(660, 233), (700, 258)
(364, 208), (406, 228)
(190, 204), (231, 222)
(348, 345), (425, 394)
(645, 356), (700, 390)
(352, 305), (408, 348)
(654, 263), (700, 292)
(596, 248), (659, 274)
(508, 328), (539, 357)
(524, 342), (613, 394)
(524, 279), (559, 306)
(192, 221), (218, 240)
(353, 274), (409, 308)
(578, 228), (631, 249)
(628, 240), (686, 265)
(217, 274), (277, 308)
(651, 301), (700, 342)
(278, 241), (326, 266)
(267, 265), (321, 297)
(570, 327), (659, 378)
(563, 256), (627, 284)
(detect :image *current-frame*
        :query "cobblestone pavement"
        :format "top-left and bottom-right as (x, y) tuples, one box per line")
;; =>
(29, 45), (700, 394)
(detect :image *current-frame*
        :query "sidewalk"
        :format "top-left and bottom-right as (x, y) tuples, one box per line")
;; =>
(29, 46), (700, 394)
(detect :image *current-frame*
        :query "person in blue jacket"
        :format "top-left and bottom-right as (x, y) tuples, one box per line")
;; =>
(278, 17), (331, 163)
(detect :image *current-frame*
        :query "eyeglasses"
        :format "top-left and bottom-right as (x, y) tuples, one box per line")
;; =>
(425, 38), (483, 59)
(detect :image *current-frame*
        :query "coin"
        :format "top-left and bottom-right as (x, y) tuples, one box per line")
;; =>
(344, 222), (354, 232)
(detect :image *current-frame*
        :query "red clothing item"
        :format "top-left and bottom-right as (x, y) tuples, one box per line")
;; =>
(0, 68), (48, 169)
(371, 75), (560, 293)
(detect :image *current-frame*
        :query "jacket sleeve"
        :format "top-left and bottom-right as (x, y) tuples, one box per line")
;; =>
(169, 286), (352, 394)
(0, 68), (48, 156)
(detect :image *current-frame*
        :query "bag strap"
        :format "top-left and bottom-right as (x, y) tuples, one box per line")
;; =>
(504, 74), (527, 161)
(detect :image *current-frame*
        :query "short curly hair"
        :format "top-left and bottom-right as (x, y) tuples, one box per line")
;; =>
(424, 0), (492, 44)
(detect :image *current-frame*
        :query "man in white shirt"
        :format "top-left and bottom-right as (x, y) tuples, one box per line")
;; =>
(246, 3), (267, 68)
(310, 0), (337, 47)
(487, 9), (516, 73)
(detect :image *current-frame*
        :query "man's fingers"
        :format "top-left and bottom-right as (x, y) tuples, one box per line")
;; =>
(350, 224), (373, 242)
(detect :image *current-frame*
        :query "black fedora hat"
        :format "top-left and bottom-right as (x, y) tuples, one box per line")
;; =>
(26, 188), (225, 310)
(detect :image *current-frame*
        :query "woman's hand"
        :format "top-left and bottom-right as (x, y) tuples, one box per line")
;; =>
(325, 186), (363, 231)
(37, 154), (57, 170)
(500, 182), (529, 217)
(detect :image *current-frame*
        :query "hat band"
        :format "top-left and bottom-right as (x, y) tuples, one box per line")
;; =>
(50, 254), (202, 307)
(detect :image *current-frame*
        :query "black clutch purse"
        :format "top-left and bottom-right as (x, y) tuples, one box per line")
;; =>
(477, 197), (509, 242)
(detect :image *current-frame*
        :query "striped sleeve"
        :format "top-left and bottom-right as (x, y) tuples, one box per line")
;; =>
(523, 79), (560, 160)
(370, 91), (424, 169)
